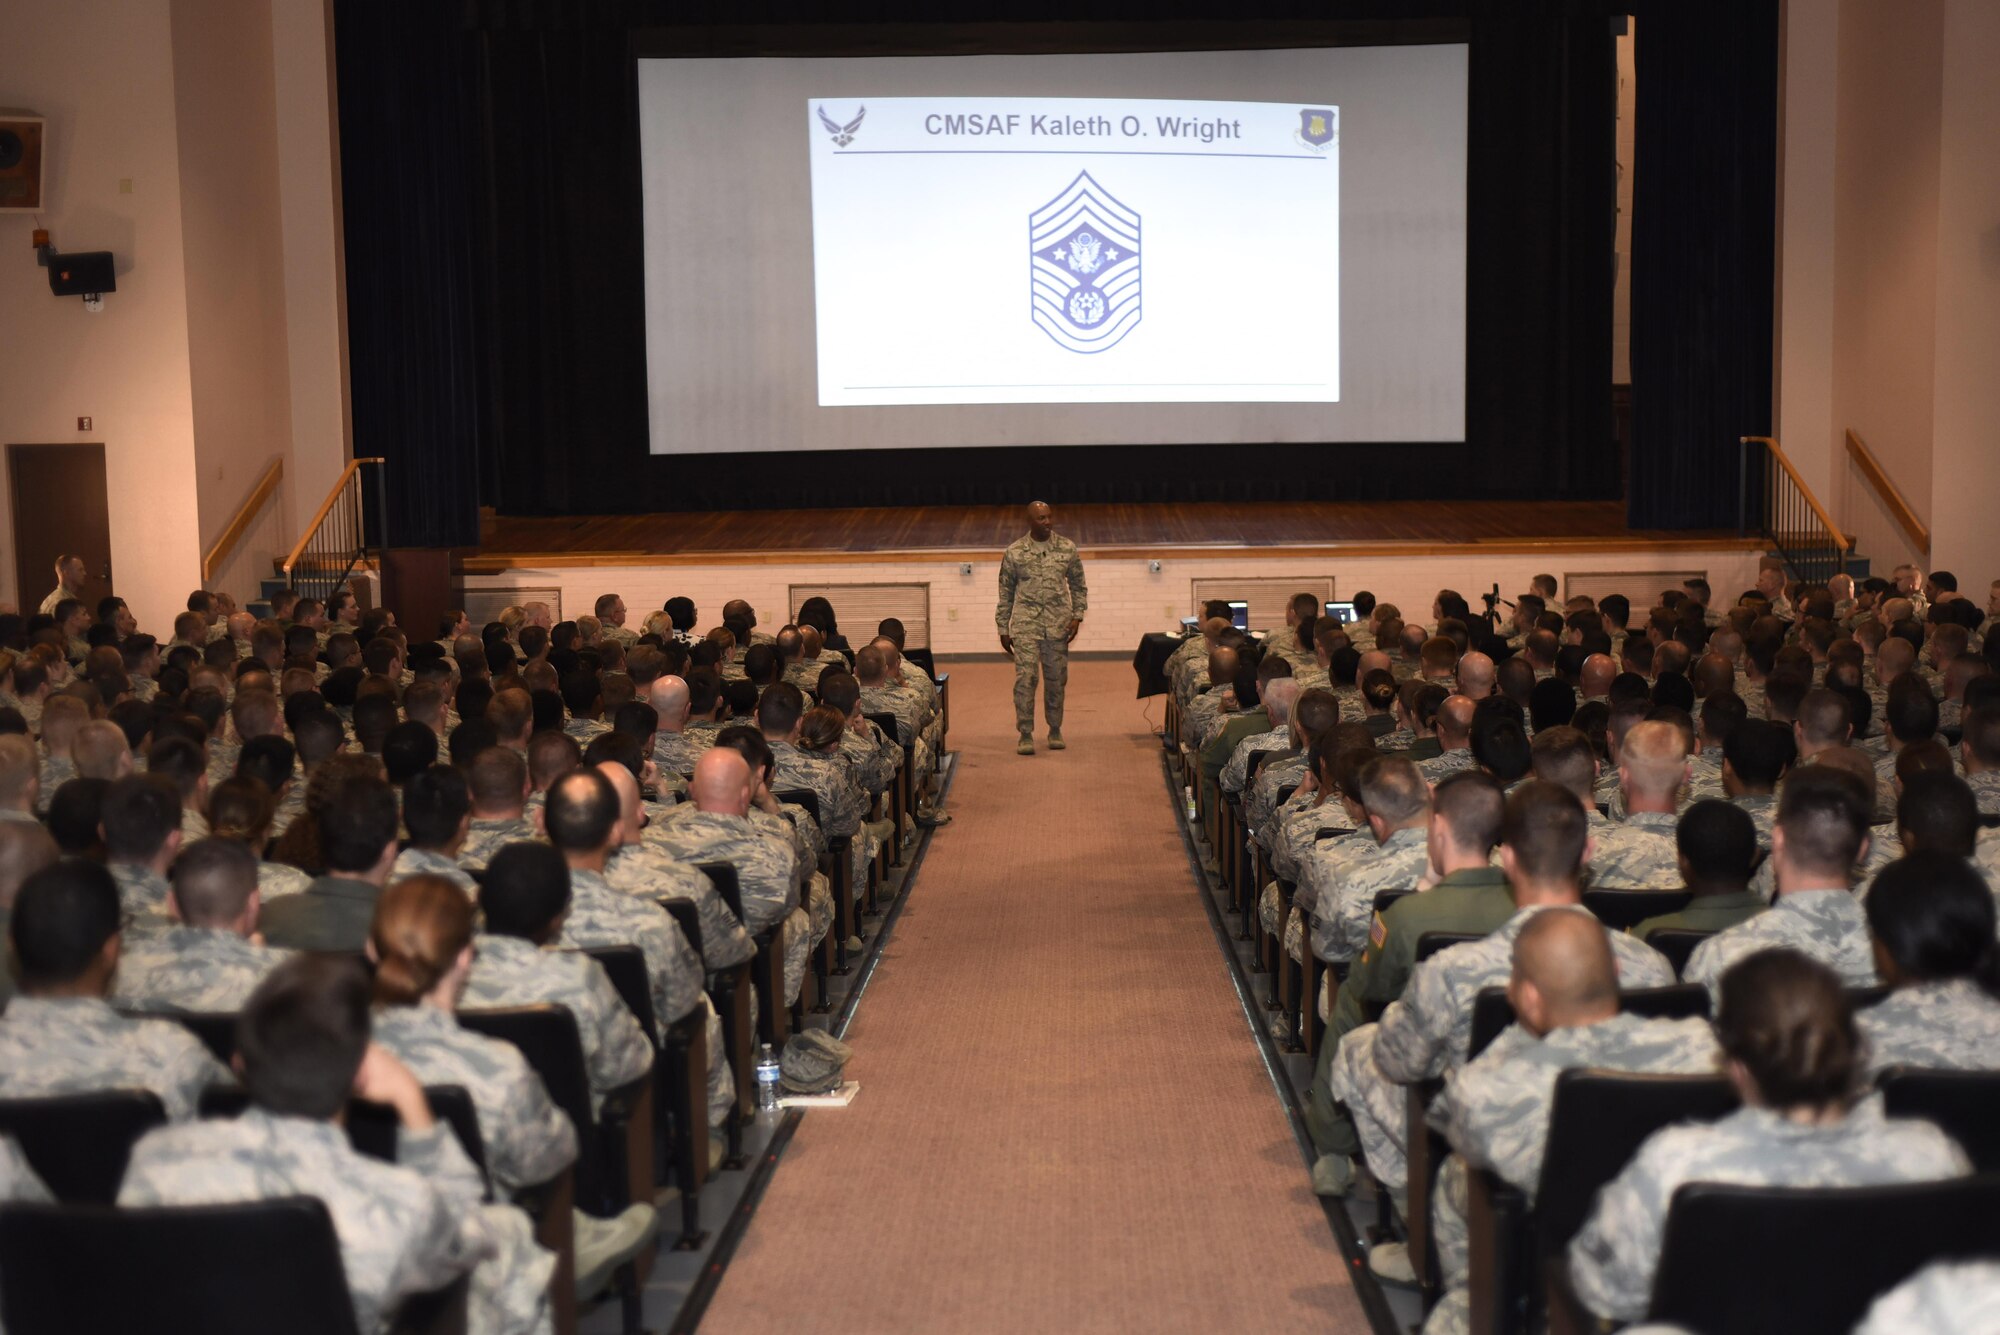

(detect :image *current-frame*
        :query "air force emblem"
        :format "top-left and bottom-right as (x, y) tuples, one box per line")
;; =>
(816, 105), (866, 147)
(1029, 171), (1141, 354)
(1296, 107), (1337, 152)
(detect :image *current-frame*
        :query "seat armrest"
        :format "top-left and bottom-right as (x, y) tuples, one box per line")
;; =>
(1467, 1167), (1529, 1335)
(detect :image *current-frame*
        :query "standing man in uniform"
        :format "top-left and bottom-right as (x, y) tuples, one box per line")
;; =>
(997, 500), (1087, 756)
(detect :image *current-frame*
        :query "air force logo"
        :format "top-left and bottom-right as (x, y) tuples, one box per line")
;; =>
(1296, 107), (1337, 152)
(1030, 171), (1141, 354)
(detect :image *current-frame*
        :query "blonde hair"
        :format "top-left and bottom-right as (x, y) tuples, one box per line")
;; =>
(498, 606), (527, 635)
(370, 875), (475, 1008)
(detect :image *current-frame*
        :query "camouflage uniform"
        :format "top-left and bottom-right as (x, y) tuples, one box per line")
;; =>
(259, 858), (315, 902)
(1302, 824), (1430, 964)
(1568, 1098), (1969, 1322)
(858, 682), (930, 779)
(653, 729), (713, 779)
(767, 739), (863, 840)
(110, 926), (292, 1014)
(35, 755), (74, 813)
(1860, 978), (2000, 1075)
(120, 1106), (555, 1335)
(1683, 888), (1878, 1002)
(1417, 747), (1479, 785)
(1584, 811), (1681, 889)
(0, 995), (230, 1121)
(560, 866), (706, 1029)
(1728, 791), (1778, 851)
(839, 718), (901, 796)
(1422, 1014), (1719, 1335)
(1247, 751), (1307, 842)
(1966, 769), (2000, 817)
(604, 842), (754, 972)
(457, 815), (540, 872)
(371, 1003), (579, 1198)
(1856, 1260), (2000, 1335)
(637, 812), (812, 1007)
(393, 846), (480, 896)
(1220, 726), (1289, 796)
(1330, 906), (1673, 1192)
(996, 531), (1087, 736)
(562, 717), (611, 746)
(107, 860), (172, 932)
(461, 934), (653, 1111)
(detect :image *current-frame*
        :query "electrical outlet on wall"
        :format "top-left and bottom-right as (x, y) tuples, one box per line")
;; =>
(76, 417), (91, 431)
(947, 608), (958, 621)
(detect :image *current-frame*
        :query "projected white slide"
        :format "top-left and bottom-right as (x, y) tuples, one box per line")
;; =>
(807, 98), (1340, 407)
(636, 46), (1466, 454)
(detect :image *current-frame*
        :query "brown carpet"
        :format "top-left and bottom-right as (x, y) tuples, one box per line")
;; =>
(702, 660), (1367, 1334)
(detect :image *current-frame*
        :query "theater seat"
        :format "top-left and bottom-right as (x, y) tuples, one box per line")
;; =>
(1880, 1066), (2000, 1172)
(0, 1090), (166, 1205)
(1641, 928), (1712, 979)
(1642, 1175), (2000, 1335)
(0, 1196), (469, 1335)
(1466, 983), (1710, 1063)
(1580, 888), (1690, 930)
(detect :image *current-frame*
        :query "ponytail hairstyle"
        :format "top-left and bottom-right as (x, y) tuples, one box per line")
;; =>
(207, 775), (275, 849)
(795, 705), (847, 755)
(369, 874), (475, 1009)
(1864, 851), (2000, 1001)
(1714, 949), (1862, 1113)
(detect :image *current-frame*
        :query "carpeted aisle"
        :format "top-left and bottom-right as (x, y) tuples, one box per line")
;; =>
(702, 660), (1366, 1333)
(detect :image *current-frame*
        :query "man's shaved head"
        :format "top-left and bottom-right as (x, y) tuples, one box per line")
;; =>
(1619, 719), (1690, 800)
(649, 675), (691, 726)
(1580, 654), (1618, 698)
(1437, 694), (1478, 746)
(1456, 653), (1496, 700)
(689, 748), (753, 815)
(1509, 907), (1618, 1034)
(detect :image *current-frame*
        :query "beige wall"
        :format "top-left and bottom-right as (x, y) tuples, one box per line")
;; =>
(0, 0), (203, 632)
(0, 0), (345, 634)
(172, 0), (298, 600)
(1779, 0), (2000, 585)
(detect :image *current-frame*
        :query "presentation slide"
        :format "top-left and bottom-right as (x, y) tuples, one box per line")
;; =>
(808, 98), (1340, 407)
(637, 46), (1466, 454)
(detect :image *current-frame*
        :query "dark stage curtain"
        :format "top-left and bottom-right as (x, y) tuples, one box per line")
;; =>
(1625, 1), (1779, 530)
(331, 2), (1622, 519)
(332, 1), (485, 548)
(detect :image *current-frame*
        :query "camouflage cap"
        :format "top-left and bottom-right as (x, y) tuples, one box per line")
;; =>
(778, 1029), (852, 1095)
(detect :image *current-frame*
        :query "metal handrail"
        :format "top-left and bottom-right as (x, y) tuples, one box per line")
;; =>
(1844, 429), (1929, 557)
(280, 458), (387, 601)
(201, 458), (283, 584)
(1738, 436), (1850, 586)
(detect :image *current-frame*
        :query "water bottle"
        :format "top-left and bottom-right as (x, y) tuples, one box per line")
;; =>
(755, 1043), (781, 1113)
(1183, 785), (1197, 822)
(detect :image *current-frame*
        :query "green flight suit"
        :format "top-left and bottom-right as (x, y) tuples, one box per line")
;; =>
(1633, 890), (1767, 941)
(1303, 866), (1516, 1155)
(1198, 711), (1265, 829)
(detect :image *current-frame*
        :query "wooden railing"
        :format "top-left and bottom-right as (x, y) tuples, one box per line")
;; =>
(1739, 435), (1850, 584)
(201, 458), (284, 584)
(1844, 428), (1929, 558)
(281, 458), (387, 602)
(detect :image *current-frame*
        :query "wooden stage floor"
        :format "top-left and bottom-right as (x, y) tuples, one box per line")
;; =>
(468, 500), (1753, 570)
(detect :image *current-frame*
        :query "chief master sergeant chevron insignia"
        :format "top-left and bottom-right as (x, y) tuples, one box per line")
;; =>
(1029, 171), (1142, 354)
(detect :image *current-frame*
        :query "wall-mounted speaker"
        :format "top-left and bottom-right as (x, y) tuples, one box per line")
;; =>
(0, 115), (45, 213)
(48, 252), (115, 297)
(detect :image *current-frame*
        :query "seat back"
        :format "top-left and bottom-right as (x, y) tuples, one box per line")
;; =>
(656, 896), (704, 961)
(863, 711), (900, 743)
(774, 788), (820, 825)
(1274, 783), (1299, 807)
(1372, 887), (1415, 917)
(581, 945), (659, 1047)
(1618, 982), (1711, 1022)
(1534, 1072), (1737, 1270)
(1414, 931), (1484, 964)
(1650, 1175), (2000, 1334)
(1467, 987), (1515, 1062)
(1880, 1066), (2000, 1172)
(458, 1005), (606, 1211)
(0, 1197), (367, 1335)
(0, 1090), (167, 1205)
(1466, 984), (1711, 1064)
(1643, 929), (1713, 978)
(170, 1011), (239, 1064)
(1581, 888), (1691, 930)
(197, 1086), (489, 1189)
(697, 861), (746, 926)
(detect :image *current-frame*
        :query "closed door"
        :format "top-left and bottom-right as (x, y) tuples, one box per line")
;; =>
(8, 444), (112, 615)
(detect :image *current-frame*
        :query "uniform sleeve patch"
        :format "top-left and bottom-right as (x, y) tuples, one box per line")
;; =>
(1369, 913), (1388, 949)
